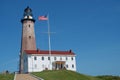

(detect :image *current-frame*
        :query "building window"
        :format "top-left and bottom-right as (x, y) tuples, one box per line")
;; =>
(54, 57), (56, 60)
(72, 64), (74, 68)
(66, 57), (68, 60)
(42, 64), (44, 68)
(48, 57), (50, 60)
(34, 56), (37, 60)
(35, 64), (37, 68)
(60, 57), (62, 60)
(42, 56), (44, 60)
(71, 57), (73, 60)
(66, 64), (68, 68)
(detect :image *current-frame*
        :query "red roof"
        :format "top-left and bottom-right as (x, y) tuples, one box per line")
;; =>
(24, 50), (75, 55)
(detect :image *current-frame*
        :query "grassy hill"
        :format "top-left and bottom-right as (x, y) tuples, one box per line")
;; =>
(96, 75), (120, 80)
(0, 73), (14, 80)
(0, 70), (119, 80)
(32, 70), (102, 80)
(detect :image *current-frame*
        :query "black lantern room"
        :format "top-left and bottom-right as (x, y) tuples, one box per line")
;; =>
(21, 6), (35, 23)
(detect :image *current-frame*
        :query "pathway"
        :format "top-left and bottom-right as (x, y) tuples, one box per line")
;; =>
(15, 74), (40, 80)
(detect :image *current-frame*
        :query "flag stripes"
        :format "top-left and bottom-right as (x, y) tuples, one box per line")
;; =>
(38, 16), (48, 20)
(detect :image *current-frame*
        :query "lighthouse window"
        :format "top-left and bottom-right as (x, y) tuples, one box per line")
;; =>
(29, 24), (30, 28)
(29, 36), (31, 39)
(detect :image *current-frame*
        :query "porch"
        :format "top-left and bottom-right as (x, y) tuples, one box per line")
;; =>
(52, 61), (66, 70)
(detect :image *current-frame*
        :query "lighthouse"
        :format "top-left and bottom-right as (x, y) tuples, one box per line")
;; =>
(19, 7), (76, 73)
(19, 6), (36, 73)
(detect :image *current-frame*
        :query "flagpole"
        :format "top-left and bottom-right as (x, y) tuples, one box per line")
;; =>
(47, 14), (52, 70)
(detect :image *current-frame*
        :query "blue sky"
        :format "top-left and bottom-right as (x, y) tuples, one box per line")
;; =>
(0, 0), (120, 76)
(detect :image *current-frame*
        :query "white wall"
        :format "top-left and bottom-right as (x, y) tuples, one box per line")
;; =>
(23, 53), (76, 73)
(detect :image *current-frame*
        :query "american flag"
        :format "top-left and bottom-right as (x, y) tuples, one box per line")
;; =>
(38, 15), (48, 20)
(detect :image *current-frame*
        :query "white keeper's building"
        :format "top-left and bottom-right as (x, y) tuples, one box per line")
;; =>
(23, 50), (76, 73)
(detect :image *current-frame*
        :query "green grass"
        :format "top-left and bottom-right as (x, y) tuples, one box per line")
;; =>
(32, 70), (102, 80)
(96, 75), (120, 80)
(0, 74), (14, 80)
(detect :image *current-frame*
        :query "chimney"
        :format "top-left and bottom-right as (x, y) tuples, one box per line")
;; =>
(69, 49), (72, 53)
(37, 48), (40, 52)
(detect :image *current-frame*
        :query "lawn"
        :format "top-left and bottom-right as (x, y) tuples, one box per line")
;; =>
(32, 70), (102, 80)
(0, 73), (14, 80)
